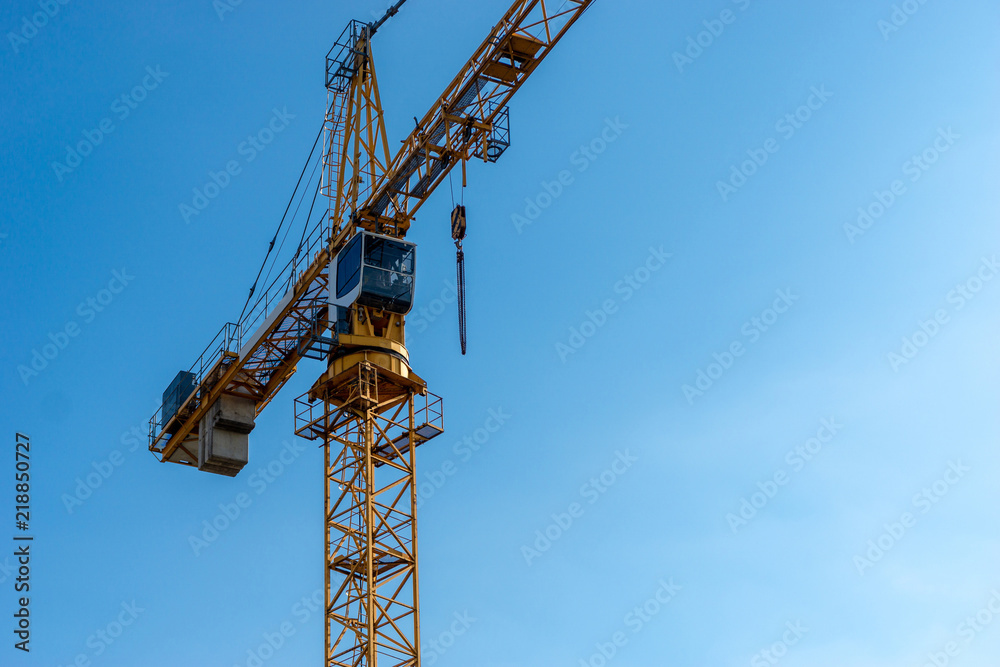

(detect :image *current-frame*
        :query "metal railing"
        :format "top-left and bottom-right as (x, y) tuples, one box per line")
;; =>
(149, 321), (242, 453)
(238, 215), (331, 342)
(293, 391), (444, 448)
(150, 213), (332, 454)
(326, 20), (369, 93)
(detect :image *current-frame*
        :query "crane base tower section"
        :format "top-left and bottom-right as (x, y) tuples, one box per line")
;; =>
(295, 359), (442, 667)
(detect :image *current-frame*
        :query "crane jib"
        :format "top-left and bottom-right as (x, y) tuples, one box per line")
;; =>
(361, 1), (594, 224)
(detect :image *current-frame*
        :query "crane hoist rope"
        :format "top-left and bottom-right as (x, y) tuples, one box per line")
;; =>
(261, 157), (321, 289)
(237, 108), (328, 325)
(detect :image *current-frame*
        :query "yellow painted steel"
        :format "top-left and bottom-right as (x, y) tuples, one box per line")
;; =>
(149, 2), (595, 666)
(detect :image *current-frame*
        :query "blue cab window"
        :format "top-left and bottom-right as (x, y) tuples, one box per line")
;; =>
(336, 234), (363, 299)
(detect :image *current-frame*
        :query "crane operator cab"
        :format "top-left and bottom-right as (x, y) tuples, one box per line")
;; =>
(331, 230), (416, 316)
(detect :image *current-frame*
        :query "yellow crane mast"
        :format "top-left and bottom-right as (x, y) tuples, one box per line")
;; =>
(148, 2), (594, 665)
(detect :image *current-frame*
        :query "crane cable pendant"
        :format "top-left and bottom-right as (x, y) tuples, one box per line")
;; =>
(451, 203), (467, 356)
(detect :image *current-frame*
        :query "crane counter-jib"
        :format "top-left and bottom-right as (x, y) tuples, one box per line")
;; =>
(148, 232), (339, 467)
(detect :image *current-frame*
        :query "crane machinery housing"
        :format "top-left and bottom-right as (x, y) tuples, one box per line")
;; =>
(148, 2), (594, 665)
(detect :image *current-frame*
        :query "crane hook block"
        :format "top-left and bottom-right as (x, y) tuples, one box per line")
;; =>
(451, 205), (467, 243)
(451, 205), (468, 355)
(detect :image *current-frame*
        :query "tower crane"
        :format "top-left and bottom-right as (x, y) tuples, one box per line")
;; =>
(149, 2), (594, 665)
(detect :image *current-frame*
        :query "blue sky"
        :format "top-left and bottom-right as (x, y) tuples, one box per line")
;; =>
(1, 0), (999, 665)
